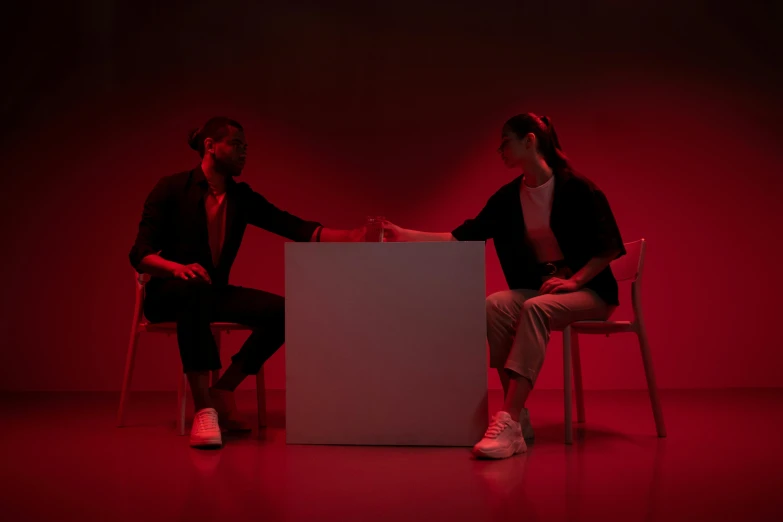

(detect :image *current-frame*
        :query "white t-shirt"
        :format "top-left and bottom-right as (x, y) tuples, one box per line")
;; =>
(520, 175), (564, 263)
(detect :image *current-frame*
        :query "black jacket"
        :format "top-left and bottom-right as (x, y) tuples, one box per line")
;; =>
(451, 169), (626, 305)
(129, 167), (321, 290)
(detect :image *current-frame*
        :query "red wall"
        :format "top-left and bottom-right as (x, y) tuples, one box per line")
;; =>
(2, 1), (782, 391)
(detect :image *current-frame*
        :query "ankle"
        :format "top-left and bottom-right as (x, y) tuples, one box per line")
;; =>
(209, 388), (238, 415)
(193, 396), (213, 412)
(501, 409), (521, 423)
(209, 387), (233, 404)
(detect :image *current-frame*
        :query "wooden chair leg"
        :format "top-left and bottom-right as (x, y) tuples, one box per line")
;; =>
(117, 329), (141, 427)
(177, 371), (188, 436)
(637, 326), (667, 437)
(256, 368), (267, 430)
(211, 330), (221, 386)
(563, 326), (574, 445)
(571, 331), (586, 423)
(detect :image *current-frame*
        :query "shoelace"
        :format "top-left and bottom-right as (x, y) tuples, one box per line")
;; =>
(484, 417), (511, 439)
(197, 411), (219, 431)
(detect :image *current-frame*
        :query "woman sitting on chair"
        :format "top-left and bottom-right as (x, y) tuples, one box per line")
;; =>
(382, 113), (625, 459)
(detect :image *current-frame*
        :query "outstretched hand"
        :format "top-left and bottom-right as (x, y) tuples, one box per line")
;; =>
(380, 220), (407, 242)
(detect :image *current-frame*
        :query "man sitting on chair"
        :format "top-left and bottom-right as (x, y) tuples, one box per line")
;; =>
(129, 116), (365, 448)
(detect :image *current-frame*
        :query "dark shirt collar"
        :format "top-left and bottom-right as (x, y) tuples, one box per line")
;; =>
(190, 165), (237, 193)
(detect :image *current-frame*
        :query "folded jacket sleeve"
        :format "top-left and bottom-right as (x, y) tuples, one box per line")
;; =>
(129, 177), (171, 272)
(585, 186), (626, 259)
(451, 192), (501, 242)
(239, 182), (322, 242)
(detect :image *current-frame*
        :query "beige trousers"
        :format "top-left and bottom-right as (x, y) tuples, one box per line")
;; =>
(486, 288), (611, 385)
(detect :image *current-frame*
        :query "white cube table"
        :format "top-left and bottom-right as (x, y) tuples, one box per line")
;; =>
(285, 242), (488, 446)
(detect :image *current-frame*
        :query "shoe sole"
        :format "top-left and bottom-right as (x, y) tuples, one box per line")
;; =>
(190, 437), (223, 448)
(473, 439), (527, 460)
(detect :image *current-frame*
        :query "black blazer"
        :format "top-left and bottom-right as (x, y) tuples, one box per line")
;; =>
(452, 169), (626, 305)
(129, 167), (321, 290)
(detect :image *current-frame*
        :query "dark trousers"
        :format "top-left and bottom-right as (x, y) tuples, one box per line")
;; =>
(144, 279), (285, 374)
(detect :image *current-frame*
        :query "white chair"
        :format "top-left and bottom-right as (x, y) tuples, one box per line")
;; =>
(561, 239), (666, 444)
(117, 273), (267, 436)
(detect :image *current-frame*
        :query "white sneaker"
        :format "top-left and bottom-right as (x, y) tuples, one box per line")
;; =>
(190, 408), (222, 448)
(473, 411), (527, 459)
(520, 408), (535, 443)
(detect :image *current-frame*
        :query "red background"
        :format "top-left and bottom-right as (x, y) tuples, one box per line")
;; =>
(2, 1), (782, 391)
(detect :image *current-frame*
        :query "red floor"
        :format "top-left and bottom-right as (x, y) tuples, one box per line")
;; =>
(1, 389), (782, 522)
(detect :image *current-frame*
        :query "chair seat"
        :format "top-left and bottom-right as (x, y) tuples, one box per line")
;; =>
(119, 273), (268, 435)
(568, 320), (635, 334)
(139, 321), (253, 333)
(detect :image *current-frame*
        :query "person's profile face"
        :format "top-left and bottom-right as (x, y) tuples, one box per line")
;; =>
(211, 126), (247, 175)
(497, 128), (531, 169)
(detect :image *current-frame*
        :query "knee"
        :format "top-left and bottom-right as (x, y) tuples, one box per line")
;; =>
(267, 296), (285, 321)
(486, 291), (514, 319)
(250, 296), (285, 331)
(271, 302), (285, 327)
(521, 298), (549, 322)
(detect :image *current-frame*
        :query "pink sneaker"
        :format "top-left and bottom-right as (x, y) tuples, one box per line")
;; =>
(472, 411), (527, 459)
(190, 408), (222, 448)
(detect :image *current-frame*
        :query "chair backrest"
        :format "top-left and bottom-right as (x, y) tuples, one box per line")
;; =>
(610, 239), (646, 283)
(609, 239), (647, 326)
